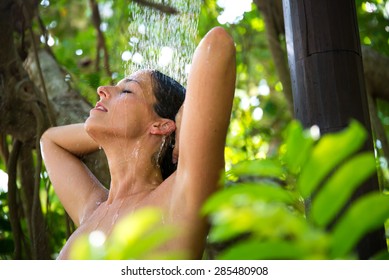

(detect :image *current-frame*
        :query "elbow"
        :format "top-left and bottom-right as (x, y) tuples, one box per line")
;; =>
(40, 127), (51, 142)
(203, 27), (236, 56)
(40, 127), (54, 149)
(210, 26), (235, 45)
(40, 129), (50, 161)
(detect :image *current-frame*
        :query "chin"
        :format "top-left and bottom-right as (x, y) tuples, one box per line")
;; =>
(84, 116), (94, 132)
(85, 117), (126, 142)
(84, 117), (104, 141)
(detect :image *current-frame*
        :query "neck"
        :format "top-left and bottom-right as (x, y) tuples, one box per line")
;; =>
(101, 135), (163, 204)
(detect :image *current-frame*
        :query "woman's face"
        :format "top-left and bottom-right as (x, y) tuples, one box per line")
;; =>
(86, 70), (159, 141)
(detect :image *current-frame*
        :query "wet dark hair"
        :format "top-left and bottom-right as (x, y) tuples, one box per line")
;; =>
(150, 70), (186, 179)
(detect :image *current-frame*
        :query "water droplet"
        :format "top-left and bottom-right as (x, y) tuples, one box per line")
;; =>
(309, 125), (321, 140)
(64, 74), (71, 82)
(112, 199), (125, 226)
(40, 0), (50, 8)
(155, 136), (166, 168)
(112, 213), (119, 226)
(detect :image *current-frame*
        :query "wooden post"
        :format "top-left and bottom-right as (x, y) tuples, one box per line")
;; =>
(282, 0), (387, 259)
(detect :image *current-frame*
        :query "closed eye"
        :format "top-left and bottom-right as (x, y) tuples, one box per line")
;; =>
(121, 90), (133, 94)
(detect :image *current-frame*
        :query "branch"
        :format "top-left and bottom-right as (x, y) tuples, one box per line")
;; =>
(88, 0), (113, 82)
(366, 93), (389, 190)
(0, 134), (9, 163)
(0, 3), (42, 143)
(132, 0), (179, 15)
(7, 139), (23, 259)
(362, 46), (389, 102)
(253, 0), (294, 115)
(27, 22), (56, 127)
(363, 47), (389, 190)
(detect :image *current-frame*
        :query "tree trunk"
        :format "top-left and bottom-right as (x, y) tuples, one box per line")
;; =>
(19, 145), (51, 259)
(0, 0), (46, 144)
(362, 46), (389, 101)
(1, 0), (52, 259)
(0, 0), (109, 259)
(254, 0), (389, 162)
(362, 47), (389, 177)
(282, 0), (387, 259)
(23, 49), (110, 187)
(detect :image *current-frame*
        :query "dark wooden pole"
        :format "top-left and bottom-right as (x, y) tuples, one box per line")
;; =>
(282, 0), (387, 259)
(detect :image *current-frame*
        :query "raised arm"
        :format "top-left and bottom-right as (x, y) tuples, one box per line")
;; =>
(175, 27), (236, 202)
(40, 124), (108, 226)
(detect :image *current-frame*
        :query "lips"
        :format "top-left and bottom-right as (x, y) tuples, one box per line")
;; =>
(94, 101), (108, 112)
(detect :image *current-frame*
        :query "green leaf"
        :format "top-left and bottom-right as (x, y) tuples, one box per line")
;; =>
(69, 234), (102, 260)
(229, 159), (284, 179)
(218, 240), (307, 260)
(330, 193), (389, 258)
(298, 120), (367, 198)
(371, 251), (389, 260)
(205, 197), (305, 243)
(207, 213), (253, 242)
(108, 226), (177, 260)
(85, 73), (101, 90)
(311, 152), (376, 227)
(282, 120), (315, 174)
(202, 182), (296, 216)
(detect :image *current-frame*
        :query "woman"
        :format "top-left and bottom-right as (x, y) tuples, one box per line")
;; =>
(40, 27), (236, 259)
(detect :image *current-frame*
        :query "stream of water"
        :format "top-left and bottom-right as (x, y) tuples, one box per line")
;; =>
(124, 0), (201, 86)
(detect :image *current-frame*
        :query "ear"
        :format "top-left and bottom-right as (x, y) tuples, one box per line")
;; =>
(150, 119), (176, 135)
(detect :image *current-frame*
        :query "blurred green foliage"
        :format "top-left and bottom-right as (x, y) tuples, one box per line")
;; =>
(203, 120), (389, 259)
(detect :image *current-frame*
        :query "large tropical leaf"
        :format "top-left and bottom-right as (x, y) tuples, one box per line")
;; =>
(297, 120), (367, 198)
(311, 152), (377, 227)
(331, 193), (389, 258)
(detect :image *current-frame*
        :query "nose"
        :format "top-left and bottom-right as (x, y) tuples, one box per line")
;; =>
(97, 86), (111, 99)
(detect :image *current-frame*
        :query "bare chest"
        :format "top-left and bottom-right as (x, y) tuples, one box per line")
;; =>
(57, 197), (162, 259)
